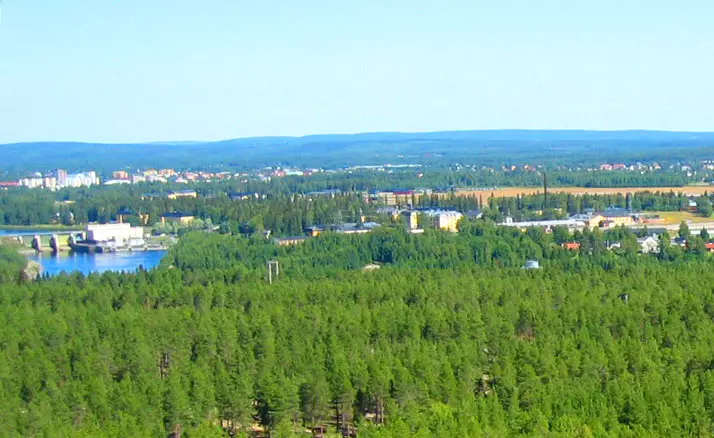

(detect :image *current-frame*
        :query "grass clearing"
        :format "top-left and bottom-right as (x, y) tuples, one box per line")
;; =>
(648, 211), (713, 225)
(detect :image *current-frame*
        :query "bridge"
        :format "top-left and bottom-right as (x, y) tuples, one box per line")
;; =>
(2, 231), (86, 251)
(1, 230), (83, 238)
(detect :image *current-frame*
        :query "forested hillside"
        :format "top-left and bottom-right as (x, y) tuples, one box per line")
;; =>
(3, 227), (714, 436)
(3, 130), (714, 171)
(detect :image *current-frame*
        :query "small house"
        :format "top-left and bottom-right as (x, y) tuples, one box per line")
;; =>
(637, 236), (659, 254)
(524, 260), (540, 270)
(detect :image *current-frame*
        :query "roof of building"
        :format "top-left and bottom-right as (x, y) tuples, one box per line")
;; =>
(306, 189), (342, 196)
(161, 211), (195, 218)
(597, 208), (634, 218)
(417, 209), (463, 217)
(501, 219), (586, 228)
(274, 236), (309, 242)
(334, 222), (382, 232)
(638, 236), (659, 243)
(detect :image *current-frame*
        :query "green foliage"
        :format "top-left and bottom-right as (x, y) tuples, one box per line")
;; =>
(0, 241), (26, 283)
(5, 224), (714, 436)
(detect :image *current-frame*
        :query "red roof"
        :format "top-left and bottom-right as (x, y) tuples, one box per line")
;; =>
(563, 242), (581, 250)
(0, 182), (19, 187)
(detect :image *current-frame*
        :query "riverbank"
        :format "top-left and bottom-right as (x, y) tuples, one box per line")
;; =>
(0, 224), (83, 232)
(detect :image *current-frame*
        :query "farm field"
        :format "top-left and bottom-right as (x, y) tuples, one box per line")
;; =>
(453, 186), (714, 198)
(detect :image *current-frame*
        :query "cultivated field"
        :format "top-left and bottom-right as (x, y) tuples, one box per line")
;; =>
(647, 211), (714, 225)
(453, 186), (714, 198)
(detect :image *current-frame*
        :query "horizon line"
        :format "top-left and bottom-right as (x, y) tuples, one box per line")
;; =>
(3, 128), (714, 146)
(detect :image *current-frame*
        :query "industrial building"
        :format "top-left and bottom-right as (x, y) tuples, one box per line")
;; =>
(500, 217), (587, 232)
(85, 223), (145, 246)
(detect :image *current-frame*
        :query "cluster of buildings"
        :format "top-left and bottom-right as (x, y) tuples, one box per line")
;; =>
(377, 207), (466, 233)
(105, 166), (324, 185)
(18, 170), (100, 190)
(273, 220), (383, 246)
(105, 168), (238, 185)
(499, 208), (638, 233)
(366, 188), (462, 206)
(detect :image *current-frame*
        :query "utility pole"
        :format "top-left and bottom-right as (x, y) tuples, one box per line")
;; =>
(543, 172), (548, 210)
(267, 260), (279, 284)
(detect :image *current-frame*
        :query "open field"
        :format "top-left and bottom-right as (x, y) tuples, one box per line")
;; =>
(453, 186), (714, 198)
(648, 211), (713, 225)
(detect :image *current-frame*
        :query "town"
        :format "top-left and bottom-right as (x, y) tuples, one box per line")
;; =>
(4, 156), (714, 191)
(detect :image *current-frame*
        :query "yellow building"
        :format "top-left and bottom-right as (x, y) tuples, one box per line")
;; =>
(598, 211), (634, 227)
(409, 211), (419, 230)
(167, 190), (197, 200)
(419, 210), (463, 233)
(436, 212), (463, 232)
(160, 212), (195, 226)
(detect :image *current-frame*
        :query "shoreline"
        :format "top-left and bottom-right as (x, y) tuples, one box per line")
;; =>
(0, 224), (83, 232)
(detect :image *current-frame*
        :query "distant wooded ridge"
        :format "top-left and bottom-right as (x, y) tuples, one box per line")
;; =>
(2, 129), (714, 172)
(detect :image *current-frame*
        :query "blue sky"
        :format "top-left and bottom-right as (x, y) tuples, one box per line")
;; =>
(0, 0), (712, 143)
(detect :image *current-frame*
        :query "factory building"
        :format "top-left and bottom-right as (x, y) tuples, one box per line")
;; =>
(86, 223), (144, 246)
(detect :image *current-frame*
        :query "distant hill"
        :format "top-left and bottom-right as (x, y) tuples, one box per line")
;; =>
(2, 130), (714, 173)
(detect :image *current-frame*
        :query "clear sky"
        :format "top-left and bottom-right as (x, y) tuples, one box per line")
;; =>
(0, 0), (712, 143)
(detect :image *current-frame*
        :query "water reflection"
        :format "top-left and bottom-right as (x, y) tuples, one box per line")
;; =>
(29, 251), (167, 276)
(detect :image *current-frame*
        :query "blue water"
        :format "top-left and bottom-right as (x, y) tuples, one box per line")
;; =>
(0, 229), (67, 236)
(29, 251), (167, 276)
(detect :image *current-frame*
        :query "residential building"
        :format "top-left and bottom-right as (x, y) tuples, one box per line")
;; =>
(465, 209), (484, 219)
(570, 213), (606, 228)
(160, 212), (195, 226)
(274, 236), (309, 246)
(524, 260), (541, 270)
(435, 211), (463, 232)
(167, 190), (197, 200)
(305, 226), (325, 237)
(562, 242), (581, 251)
(408, 211), (419, 230)
(500, 218), (587, 232)
(57, 169), (68, 187)
(113, 170), (130, 180)
(415, 209), (464, 232)
(64, 171), (99, 188)
(20, 177), (45, 189)
(637, 236), (659, 254)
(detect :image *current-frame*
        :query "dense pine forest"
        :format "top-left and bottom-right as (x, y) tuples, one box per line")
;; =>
(2, 181), (713, 233)
(3, 224), (714, 436)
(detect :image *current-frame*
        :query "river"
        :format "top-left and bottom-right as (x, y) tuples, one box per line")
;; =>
(0, 229), (71, 236)
(28, 251), (167, 276)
